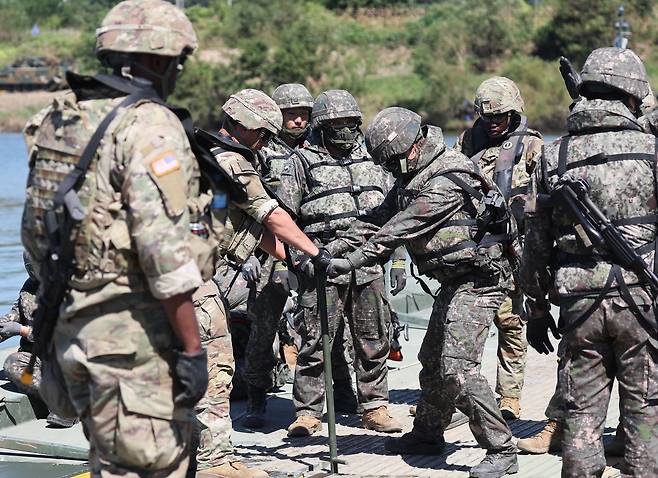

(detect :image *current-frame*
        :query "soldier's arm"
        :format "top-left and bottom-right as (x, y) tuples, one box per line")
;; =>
(345, 179), (463, 268)
(222, 153), (318, 257)
(524, 134), (544, 175)
(119, 105), (203, 352)
(453, 130), (467, 153)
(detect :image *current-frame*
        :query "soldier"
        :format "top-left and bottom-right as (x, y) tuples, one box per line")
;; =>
(21, 1), (208, 476)
(0, 253), (76, 428)
(521, 47), (658, 477)
(193, 88), (330, 478)
(455, 77), (543, 420)
(242, 83), (314, 428)
(280, 90), (404, 437)
(326, 107), (519, 478)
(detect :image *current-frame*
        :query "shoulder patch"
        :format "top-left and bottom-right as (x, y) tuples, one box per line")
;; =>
(151, 151), (181, 177)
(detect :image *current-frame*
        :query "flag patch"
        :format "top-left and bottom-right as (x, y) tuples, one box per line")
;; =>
(151, 151), (181, 177)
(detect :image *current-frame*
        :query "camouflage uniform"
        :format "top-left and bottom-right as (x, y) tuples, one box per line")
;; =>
(455, 77), (544, 401)
(279, 90), (394, 419)
(21, 2), (204, 477)
(329, 108), (518, 472)
(521, 48), (658, 477)
(191, 89), (283, 472)
(1, 277), (40, 397)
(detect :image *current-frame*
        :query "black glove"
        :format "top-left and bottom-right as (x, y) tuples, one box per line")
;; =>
(174, 349), (208, 407)
(241, 256), (261, 283)
(297, 254), (314, 279)
(311, 248), (333, 273)
(0, 322), (22, 341)
(525, 300), (560, 355)
(327, 258), (353, 278)
(389, 260), (407, 296)
(271, 262), (291, 295)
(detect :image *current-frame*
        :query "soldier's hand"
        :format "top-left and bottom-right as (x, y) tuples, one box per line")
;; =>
(0, 321), (22, 341)
(296, 254), (314, 279)
(241, 256), (261, 283)
(174, 348), (209, 407)
(525, 300), (559, 354)
(389, 260), (407, 296)
(311, 248), (333, 273)
(272, 262), (291, 295)
(327, 258), (353, 278)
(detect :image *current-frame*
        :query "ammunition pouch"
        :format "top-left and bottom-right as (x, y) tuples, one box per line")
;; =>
(225, 213), (264, 265)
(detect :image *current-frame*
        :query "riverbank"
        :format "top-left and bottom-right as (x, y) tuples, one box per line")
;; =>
(0, 91), (58, 132)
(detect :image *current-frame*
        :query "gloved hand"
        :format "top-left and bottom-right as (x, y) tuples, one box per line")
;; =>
(271, 261), (291, 295)
(174, 348), (209, 407)
(389, 260), (407, 296)
(0, 322), (22, 341)
(525, 299), (560, 354)
(241, 256), (261, 283)
(311, 248), (332, 273)
(327, 258), (354, 278)
(296, 254), (314, 279)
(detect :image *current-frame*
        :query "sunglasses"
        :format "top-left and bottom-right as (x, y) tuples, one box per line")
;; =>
(480, 112), (509, 125)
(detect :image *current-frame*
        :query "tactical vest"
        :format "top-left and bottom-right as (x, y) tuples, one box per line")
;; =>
(257, 139), (293, 192)
(398, 149), (513, 281)
(23, 88), (148, 290)
(206, 135), (268, 265)
(22, 74), (221, 290)
(540, 132), (658, 320)
(295, 146), (388, 242)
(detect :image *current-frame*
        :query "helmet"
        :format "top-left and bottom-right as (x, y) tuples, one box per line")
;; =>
(222, 89), (283, 135)
(312, 90), (362, 126)
(474, 77), (524, 116)
(95, 0), (198, 60)
(272, 83), (314, 110)
(580, 47), (650, 101)
(365, 107), (421, 175)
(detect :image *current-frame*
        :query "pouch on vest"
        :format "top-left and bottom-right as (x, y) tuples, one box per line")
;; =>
(225, 212), (263, 265)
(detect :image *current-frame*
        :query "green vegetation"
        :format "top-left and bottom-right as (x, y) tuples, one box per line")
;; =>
(1, 0), (657, 132)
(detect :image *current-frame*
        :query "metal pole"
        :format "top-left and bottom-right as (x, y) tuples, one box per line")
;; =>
(316, 271), (338, 474)
(176, 0), (185, 9)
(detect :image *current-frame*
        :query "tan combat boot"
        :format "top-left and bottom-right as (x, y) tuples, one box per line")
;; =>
(517, 420), (563, 454)
(362, 405), (403, 433)
(197, 460), (269, 478)
(287, 415), (322, 437)
(499, 396), (521, 420)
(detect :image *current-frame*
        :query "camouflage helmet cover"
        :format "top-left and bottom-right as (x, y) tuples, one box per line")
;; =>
(580, 47), (650, 101)
(474, 76), (524, 115)
(366, 107), (421, 169)
(312, 89), (362, 125)
(96, 0), (198, 59)
(272, 83), (314, 110)
(222, 88), (283, 135)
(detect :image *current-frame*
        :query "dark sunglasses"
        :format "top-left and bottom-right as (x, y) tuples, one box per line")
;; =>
(480, 112), (509, 125)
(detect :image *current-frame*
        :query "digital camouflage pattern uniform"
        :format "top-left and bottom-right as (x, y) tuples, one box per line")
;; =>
(243, 83), (312, 392)
(191, 88), (282, 471)
(0, 275), (40, 397)
(455, 77), (544, 401)
(20, 2), (204, 477)
(521, 48), (658, 478)
(279, 90), (394, 418)
(331, 114), (516, 459)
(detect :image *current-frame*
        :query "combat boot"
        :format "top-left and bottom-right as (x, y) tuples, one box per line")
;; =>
(469, 452), (518, 478)
(516, 420), (562, 454)
(333, 380), (358, 414)
(46, 412), (78, 428)
(287, 415), (322, 437)
(384, 429), (445, 455)
(498, 396), (521, 420)
(197, 460), (268, 478)
(604, 422), (626, 456)
(243, 387), (267, 429)
(362, 405), (402, 433)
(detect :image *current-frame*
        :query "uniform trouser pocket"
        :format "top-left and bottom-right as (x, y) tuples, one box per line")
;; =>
(645, 337), (658, 402)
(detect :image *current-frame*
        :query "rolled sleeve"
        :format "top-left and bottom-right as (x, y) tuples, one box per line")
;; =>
(147, 259), (203, 299)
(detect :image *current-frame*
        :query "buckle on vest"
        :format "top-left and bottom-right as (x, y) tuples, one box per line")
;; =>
(351, 185), (362, 194)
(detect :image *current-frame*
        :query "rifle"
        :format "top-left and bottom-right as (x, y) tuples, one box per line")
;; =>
(559, 56), (582, 102)
(549, 175), (658, 293)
